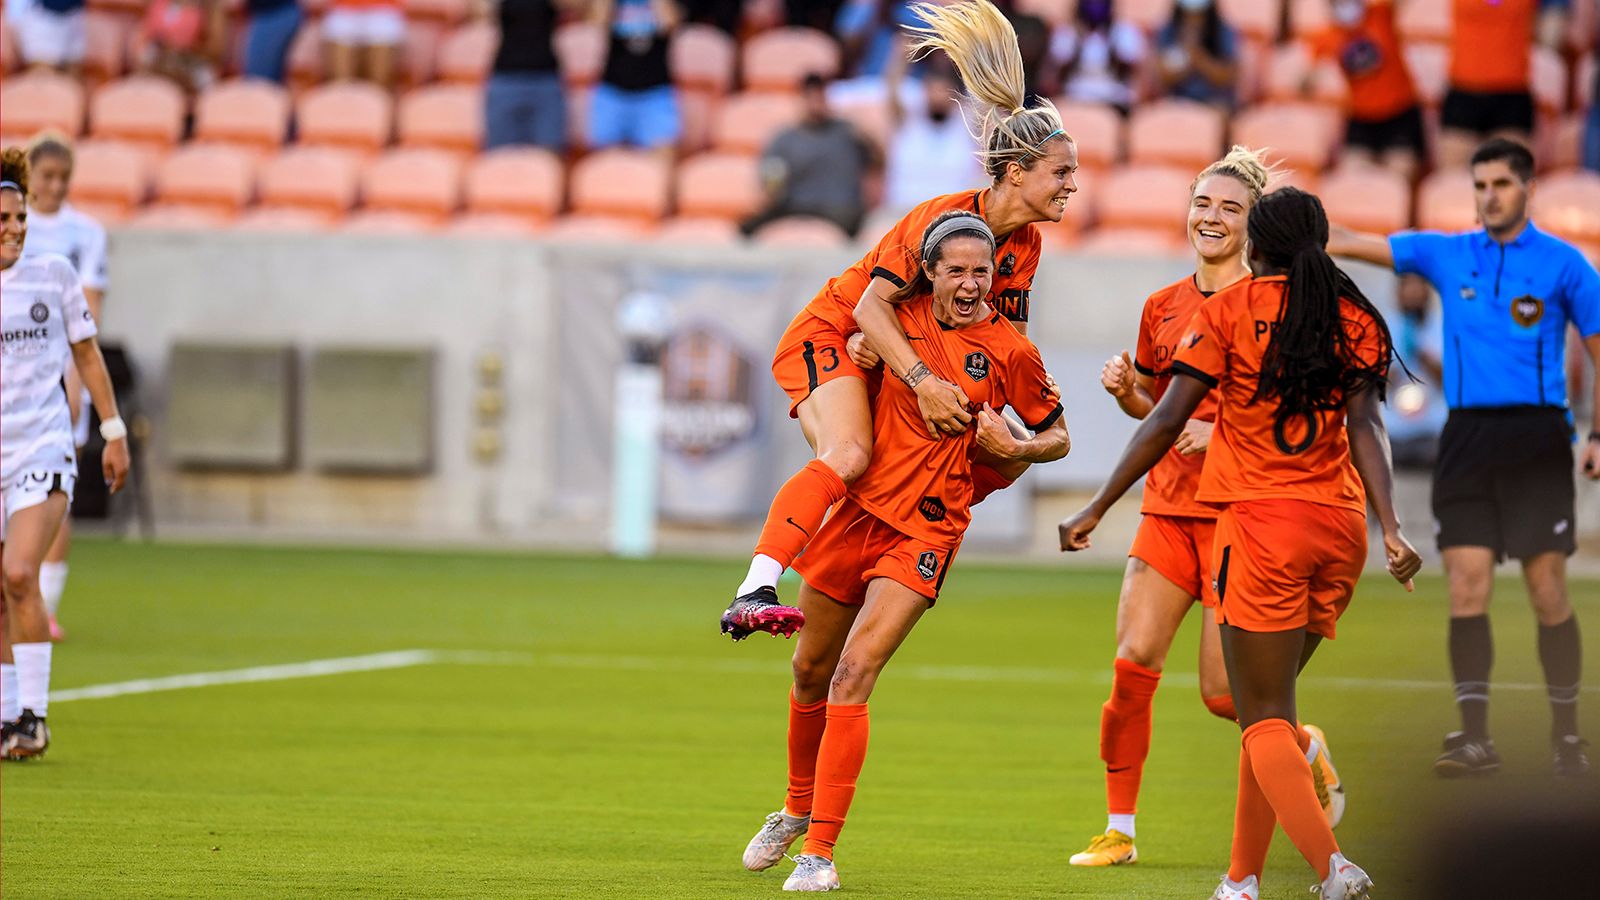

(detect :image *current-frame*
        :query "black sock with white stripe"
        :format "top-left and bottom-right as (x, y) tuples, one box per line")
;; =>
(1450, 615), (1493, 739)
(1538, 614), (1582, 739)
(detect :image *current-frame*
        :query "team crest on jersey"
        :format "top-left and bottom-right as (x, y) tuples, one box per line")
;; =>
(918, 496), (947, 522)
(964, 352), (989, 381)
(1459, 285), (1476, 301)
(1510, 295), (1543, 327)
(916, 551), (939, 581)
(29, 303), (48, 323)
(998, 253), (1015, 276)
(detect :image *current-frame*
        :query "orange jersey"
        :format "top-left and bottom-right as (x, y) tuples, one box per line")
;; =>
(1449, 0), (1535, 93)
(1134, 275), (1242, 519)
(1170, 276), (1388, 514)
(851, 299), (1062, 544)
(801, 190), (1044, 334)
(1312, 1), (1418, 122)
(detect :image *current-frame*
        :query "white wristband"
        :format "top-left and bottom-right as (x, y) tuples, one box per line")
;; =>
(99, 416), (127, 442)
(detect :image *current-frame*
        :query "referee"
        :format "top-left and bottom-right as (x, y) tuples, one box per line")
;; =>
(1330, 138), (1600, 778)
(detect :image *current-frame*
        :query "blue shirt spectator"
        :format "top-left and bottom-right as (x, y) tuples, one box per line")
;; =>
(242, 0), (302, 83)
(482, 0), (572, 151)
(589, 0), (682, 151)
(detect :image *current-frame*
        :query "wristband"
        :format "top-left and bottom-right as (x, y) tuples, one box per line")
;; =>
(99, 416), (127, 441)
(900, 361), (931, 389)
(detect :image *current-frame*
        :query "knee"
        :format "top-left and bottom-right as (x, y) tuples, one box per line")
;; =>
(1201, 692), (1238, 722)
(791, 654), (834, 697)
(828, 655), (878, 704)
(821, 442), (871, 485)
(1115, 640), (1165, 672)
(1, 563), (37, 602)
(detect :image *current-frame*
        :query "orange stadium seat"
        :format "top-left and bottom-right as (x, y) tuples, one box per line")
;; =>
(1128, 99), (1226, 171)
(90, 75), (185, 148)
(711, 92), (804, 155)
(464, 147), (564, 222)
(400, 23), (441, 89)
(447, 212), (546, 237)
(1260, 42), (1348, 105)
(195, 80), (292, 154)
(403, 0), (469, 26)
(671, 23), (736, 95)
(1530, 45), (1568, 113)
(741, 27), (841, 93)
(126, 204), (231, 231)
(1403, 41), (1449, 107)
(296, 82), (395, 154)
(341, 210), (445, 234)
(1547, 112), (1584, 172)
(1287, 0), (1330, 38)
(83, 11), (129, 86)
(70, 140), (150, 223)
(1318, 163), (1410, 233)
(437, 20), (497, 84)
(1530, 170), (1600, 247)
(655, 216), (742, 245)
(569, 149), (672, 221)
(1056, 100), (1123, 168)
(1218, 0), (1282, 39)
(1416, 170), (1478, 232)
(1015, 0), (1074, 26)
(544, 214), (657, 242)
(1076, 226), (1189, 255)
(675, 152), (762, 221)
(1116, 0), (1177, 31)
(359, 148), (464, 222)
(1396, 0), (1451, 43)
(553, 22), (606, 87)
(258, 146), (361, 216)
(1231, 101), (1341, 172)
(397, 84), (484, 154)
(151, 144), (257, 216)
(235, 207), (340, 232)
(752, 216), (852, 248)
(832, 95), (893, 155)
(1094, 164), (1194, 231)
(1058, 167), (1098, 233)
(676, 89), (717, 153)
(1, 71), (86, 137)
(287, 19), (324, 94)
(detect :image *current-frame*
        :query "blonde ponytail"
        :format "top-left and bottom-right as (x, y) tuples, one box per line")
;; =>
(1193, 144), (1279, 205)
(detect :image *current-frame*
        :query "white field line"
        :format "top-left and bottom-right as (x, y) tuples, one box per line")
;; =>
(52, 649), (440, 702)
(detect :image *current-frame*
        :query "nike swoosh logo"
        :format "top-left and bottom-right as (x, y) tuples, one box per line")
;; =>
(907, 335), (925, 341)
(785, 517), (810, 537)
(1107, 765), (1132, 774)
(1160, 315), (1177, 323)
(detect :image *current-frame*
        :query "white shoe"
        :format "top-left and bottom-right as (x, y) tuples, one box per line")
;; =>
(1209, 874), (1259, 899)
(743, 810), (810, 871)
(1314, 852), (1372, 899)
(783, 854), (840, 892)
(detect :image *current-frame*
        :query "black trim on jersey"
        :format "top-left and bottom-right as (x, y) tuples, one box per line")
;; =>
(801, 341), (819, 390)
(1027, 404), (1064, 432)
(1170, 361), (1218, 389)
(1215, 545), (1231, 603)
(934, 550), (951, 593)
(1134, 362), (1156, 377)
(870, 266), (907, 289)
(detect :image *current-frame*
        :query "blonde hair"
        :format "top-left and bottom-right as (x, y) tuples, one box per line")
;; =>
(904, 1), (1071, 180)
(1192, 145), (1278, 205)
(26, 130), (74, 169)
(0, 146), (29, 197)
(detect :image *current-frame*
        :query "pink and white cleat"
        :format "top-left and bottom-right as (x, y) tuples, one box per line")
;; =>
(721, 587), (804, 641)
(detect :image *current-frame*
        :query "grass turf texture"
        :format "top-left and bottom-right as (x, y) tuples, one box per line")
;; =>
(3, 539), (1597, 898)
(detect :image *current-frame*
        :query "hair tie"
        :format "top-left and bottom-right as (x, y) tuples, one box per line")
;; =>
(922, 213), (994, 264)
(0, 180), (20, 192)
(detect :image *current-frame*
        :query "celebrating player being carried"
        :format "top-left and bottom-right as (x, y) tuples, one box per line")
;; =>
(0, 147), (130, 761)
(740, 212), (1069, 892)
(1060, 188), (1421, 900)
(720, 0), (1078, 641)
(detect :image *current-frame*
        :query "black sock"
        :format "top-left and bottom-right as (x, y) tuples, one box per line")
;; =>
(1450, 614), (1493, 739)
(1538, 614), (1582, 739)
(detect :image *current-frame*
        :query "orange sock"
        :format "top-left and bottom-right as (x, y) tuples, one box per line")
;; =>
(800, 703), (869, 860)
(1242, 719), (1339, 880)
(970, 464), (1015, 505)
(1102, 658), (1161, 815)
(785, 691), (829, 817)
(1227, 743), (1276, 883)
(753, 460), (848, 569)
(1203, 693), (1238, 722)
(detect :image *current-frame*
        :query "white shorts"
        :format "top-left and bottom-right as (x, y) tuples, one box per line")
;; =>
(5, 0), (86, 67)
(1, 468), (76, 543)
(321, 8), (406, 47)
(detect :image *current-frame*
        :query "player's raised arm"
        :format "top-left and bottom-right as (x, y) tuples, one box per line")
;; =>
(1101, 350), (1155, 419)
(1326, 223), (1395, 269)
(1345, 383), (1420, 589)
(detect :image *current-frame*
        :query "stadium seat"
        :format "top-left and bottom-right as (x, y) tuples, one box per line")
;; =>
(1396, 0), (1451, 43)
(397, 84), (484, 154)
(287, 19), (324, 95)
(671, 23), (736, 95)
(1037, 217), (1082, 252)
(569, 149), (672, 221)
(70, 140), (150, 223)
(1055, 100), (1123, 168)
(341, 209), (445, 234)
(1, 71), (86, 137)
(675, 152), (762, 221)
(1127, 99), (1225, 170)
(711, 92), (804, 155)
(1416, 170), (1478, 232)
(1403, 41), (1449, 107)
(195, 80), (292, 154)
(296, 82), (395, 154)
(126, 204), (232, 230)
(655, 216), (742, 245)
(1093, 164), (1194, 231)
(258, 146), (361, 216)
(359, 148), (464, 222)
(1260, 42), (1348, 105)
(752, 216), (852, 248)
(543, 214), (657, 241)
(83, 10), (129, 86)
(676, 89), (717, 153)
(234, 207), (340, 232)
(1530, 45), (1568, 113)
(741, 27), (841, 93)
(1579, 54), (1595, 110)
(447, 212), (546, 237)
(1015, 0), (1074, 26)
(463, 147), (564, 222)
(1547, 112), (1584, 172)
(403, 0), (468, 26)
(1287, 0), (1330, 38)
(151, 144), (257, 216)
(90, 76), (185, 148)
(1319, 163), (1410, 233)
(1231, 101), (1341, 171)
(553, 21), (605, 87)
(832, 95), (893, 155)
(400, 23), (442, 89)
(1218, 0), (1282, 39)
(1530, 170), (1600, 246)
(1076, 226), (1189, 255)
(437, 20), (497, 84)
(0, 17), (16, 75)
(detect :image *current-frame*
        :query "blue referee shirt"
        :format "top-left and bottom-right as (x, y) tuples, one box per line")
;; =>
(1390, 223), (1600, 410)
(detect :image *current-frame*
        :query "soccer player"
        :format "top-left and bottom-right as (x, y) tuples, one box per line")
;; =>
(1328, 137), (1600, 778)
(0, 147), (130, 760)
(720, 0), (1078, 640)
(740, 211), (1069, 892)
(1069, 147), (1346, 870)
(21, 132), (110, 643)
(1061, 187), (1422, 900)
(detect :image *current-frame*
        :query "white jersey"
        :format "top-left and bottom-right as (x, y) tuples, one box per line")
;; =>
(21, 202), (108, 292)
(1, 254), (97, 484)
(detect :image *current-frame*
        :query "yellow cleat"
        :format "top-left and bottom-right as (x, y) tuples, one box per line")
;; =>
(1303, 723), (1346, 829)
(1068, 830), (1137, 866)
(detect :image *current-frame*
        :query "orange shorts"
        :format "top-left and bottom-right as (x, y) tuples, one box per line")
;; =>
(791, 496), (960, 607)
(1129, 514), (1219, 606)
(771, 310), (865, 417)
(1212, 499), (1368, 639)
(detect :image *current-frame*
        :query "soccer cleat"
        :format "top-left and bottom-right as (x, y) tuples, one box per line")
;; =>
(2, 709), (50, 761)
(782, 854), (840, 892)
(1303, 723), (1346, 829)
(1069, 829), (1137, 866)
(1313, 852), (1372, 899)
(1553, 735), (1591, 777)
(1208, 873), (1259, 900)
(720, 586), (804, 641)
(1433, 730), (1501, 777)
(743, 810), (810, 871)
(48, 615), (65, 642)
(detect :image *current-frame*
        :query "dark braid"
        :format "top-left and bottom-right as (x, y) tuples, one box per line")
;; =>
(1249, 188), (1394, 416)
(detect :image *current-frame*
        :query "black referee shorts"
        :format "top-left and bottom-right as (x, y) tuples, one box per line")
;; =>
(1432, 407), (1577, 560)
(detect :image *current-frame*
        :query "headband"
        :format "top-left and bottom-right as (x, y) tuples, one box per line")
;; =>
(922, 214), (994, 264)
(1031, 127), (1066, 150)
(0, 180), (20, 192)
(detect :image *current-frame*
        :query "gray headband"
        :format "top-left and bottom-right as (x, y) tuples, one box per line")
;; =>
(0, 180), (20, 193)
(922, 214), (994, 264)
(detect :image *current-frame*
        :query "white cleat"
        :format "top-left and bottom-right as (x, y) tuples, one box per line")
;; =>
(1303, 723), (1346, 829)
(783, 854), (840, 892)
(1314, 852), (1372, 899)
(743, 810), (809, 871)
(1209, 874), (1259, 899)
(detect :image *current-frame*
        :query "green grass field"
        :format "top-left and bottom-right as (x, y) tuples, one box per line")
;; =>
(3, 539), (1596, 898)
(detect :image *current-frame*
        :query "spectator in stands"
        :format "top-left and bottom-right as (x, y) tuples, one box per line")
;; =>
(5, 0), (87, 74)
(1154, 0), (1238, 108)
(135, 0), (228, 98)
(1588, 59), (1600, 173)
(835, 0), (917, 81)
(589, 0), (683, 152)
(1010, 9), (1053, 105)
(884, 58), (982, 212)
(241, 0), (304, 84)
(742, 73), (877, 238)
(682, 0), (740, 34)
(1049, 0), (1146, 114)
(786, 0), (845, 32)
(1436, 0), (1567, 169)
(323, 0), (406, 89)
(1312, 0), (1425, 179)
(481, 0), (579, 151)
